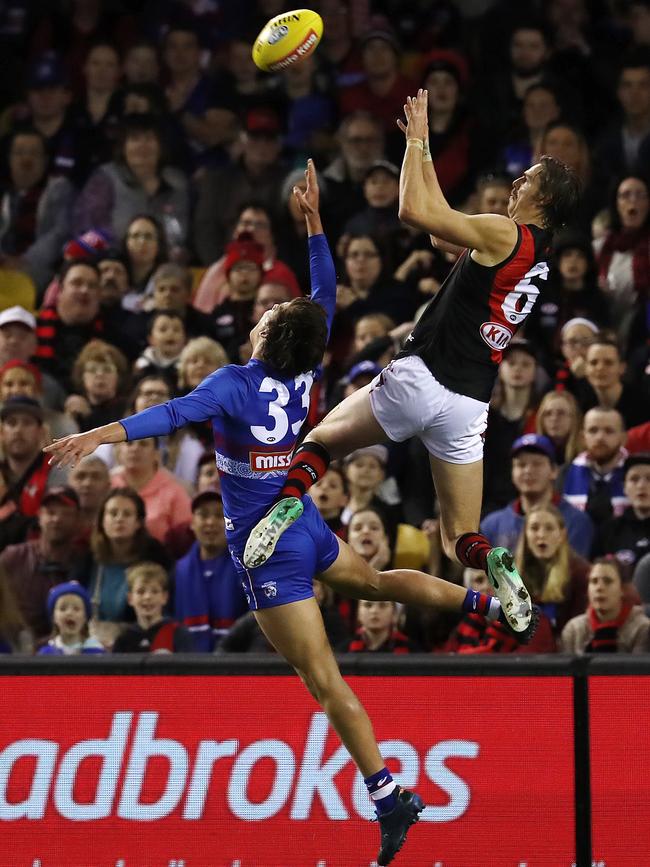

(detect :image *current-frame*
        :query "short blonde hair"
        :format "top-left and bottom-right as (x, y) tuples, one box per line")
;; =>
(177, 337), (229, 388)
(126, 561), (169, 592)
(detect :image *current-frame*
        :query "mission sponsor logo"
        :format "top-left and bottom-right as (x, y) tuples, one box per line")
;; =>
(479, 321), (513, 351)
(249, 448), (293, 472)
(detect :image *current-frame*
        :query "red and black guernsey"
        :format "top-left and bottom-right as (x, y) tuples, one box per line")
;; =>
(398, 223), (552, 403)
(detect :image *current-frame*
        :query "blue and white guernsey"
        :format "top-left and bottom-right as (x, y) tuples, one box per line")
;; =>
(120, 234), (336, 551)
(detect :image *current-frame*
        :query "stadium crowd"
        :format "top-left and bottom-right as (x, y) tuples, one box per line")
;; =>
(0, 0), (649, 656)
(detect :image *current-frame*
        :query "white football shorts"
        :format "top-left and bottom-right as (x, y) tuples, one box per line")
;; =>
(369, 355), (488, 464)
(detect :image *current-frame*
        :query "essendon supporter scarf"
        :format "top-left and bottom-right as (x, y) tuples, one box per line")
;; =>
(597, 229), (650, 300)
(586, 603), (633, 653)
(454, 613), (520, 653)
(150, 621), (179, 653)
(347, 627), (411, 654)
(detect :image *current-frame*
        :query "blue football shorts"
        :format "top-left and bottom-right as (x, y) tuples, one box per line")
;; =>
(229, 497), (340, 610)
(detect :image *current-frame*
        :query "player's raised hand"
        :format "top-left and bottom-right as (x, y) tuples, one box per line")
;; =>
(43, 429), (105, 468)
(293, 158), (319, 217)
(397, 88), (429, 141)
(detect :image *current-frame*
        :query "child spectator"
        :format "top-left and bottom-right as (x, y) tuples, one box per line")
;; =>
(212, 235), (265, 361)
(66, 339), (129, 430)
(561, 557), (650, 653)
(514, 504), (591, 634)
(352, 313), (395, 356)
(146, 263), (214, 337)
(347, 506), (393, 570)
(174, 491), (247, 651)
(535, 390), (583, 467)
(341, 446), (400, 534)
(310, 466), (348, 537)
(113, 562), (194, 653)
(339, 600), (420, 653)
(38, 581), (105, 656)
(443, 567), (555, 654)
(0, 567), (33, 654)
(134, 310), (187, 377)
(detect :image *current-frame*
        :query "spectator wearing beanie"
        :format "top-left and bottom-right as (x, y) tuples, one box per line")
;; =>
(212, 234), (265, 361)
(38, 581), (105, 655)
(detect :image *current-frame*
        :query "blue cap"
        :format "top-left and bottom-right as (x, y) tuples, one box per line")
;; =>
(511, 434), (556, 463)
(47, 581), (92, 622)
(344, 360), (382, 384)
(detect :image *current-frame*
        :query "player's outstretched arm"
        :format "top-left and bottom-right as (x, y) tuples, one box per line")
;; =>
(296, 159), (336, 333)
(43, 421), (127, 468)
(293, 158), (323, 237)
(397, 90), (517, 261)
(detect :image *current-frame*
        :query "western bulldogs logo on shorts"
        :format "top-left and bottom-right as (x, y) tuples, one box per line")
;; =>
(261, 580), (278, 599)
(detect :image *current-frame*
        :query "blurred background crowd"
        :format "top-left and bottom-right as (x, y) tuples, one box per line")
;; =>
(0, 0), (649, 657)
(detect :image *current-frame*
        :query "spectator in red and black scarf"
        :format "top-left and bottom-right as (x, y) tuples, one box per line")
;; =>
(338, 599), (421, 653)
(34, 259), (105, 390)
(561, 557), (650, 653)
(443, 567), (556, 654)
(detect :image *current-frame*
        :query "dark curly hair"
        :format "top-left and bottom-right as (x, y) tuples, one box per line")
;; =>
(537, 154), (582, 234)
(259, 298), (328, 377)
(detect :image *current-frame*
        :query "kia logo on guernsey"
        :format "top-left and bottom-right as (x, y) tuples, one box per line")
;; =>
(0, 711), (478, 823)
(479, 321), (513, 351)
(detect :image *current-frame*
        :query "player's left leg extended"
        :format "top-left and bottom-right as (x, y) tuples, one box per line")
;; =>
(428, 454), (533, 635)
(254, 597), (424, 866)
(319, 536), (538, 643)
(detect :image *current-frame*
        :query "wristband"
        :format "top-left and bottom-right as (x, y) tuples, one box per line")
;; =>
(406, 138), (424, 150)
(423, 139), (433, 163)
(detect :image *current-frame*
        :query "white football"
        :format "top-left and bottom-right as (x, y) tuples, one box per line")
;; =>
(252, 8), (323, 73)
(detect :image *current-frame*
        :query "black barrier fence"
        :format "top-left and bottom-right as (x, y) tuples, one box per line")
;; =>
(1, 654), (649, 867)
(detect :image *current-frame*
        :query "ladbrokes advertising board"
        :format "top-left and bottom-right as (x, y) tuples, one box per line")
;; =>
(1, 675), (575, 867)
(590, 675), (650, 867)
